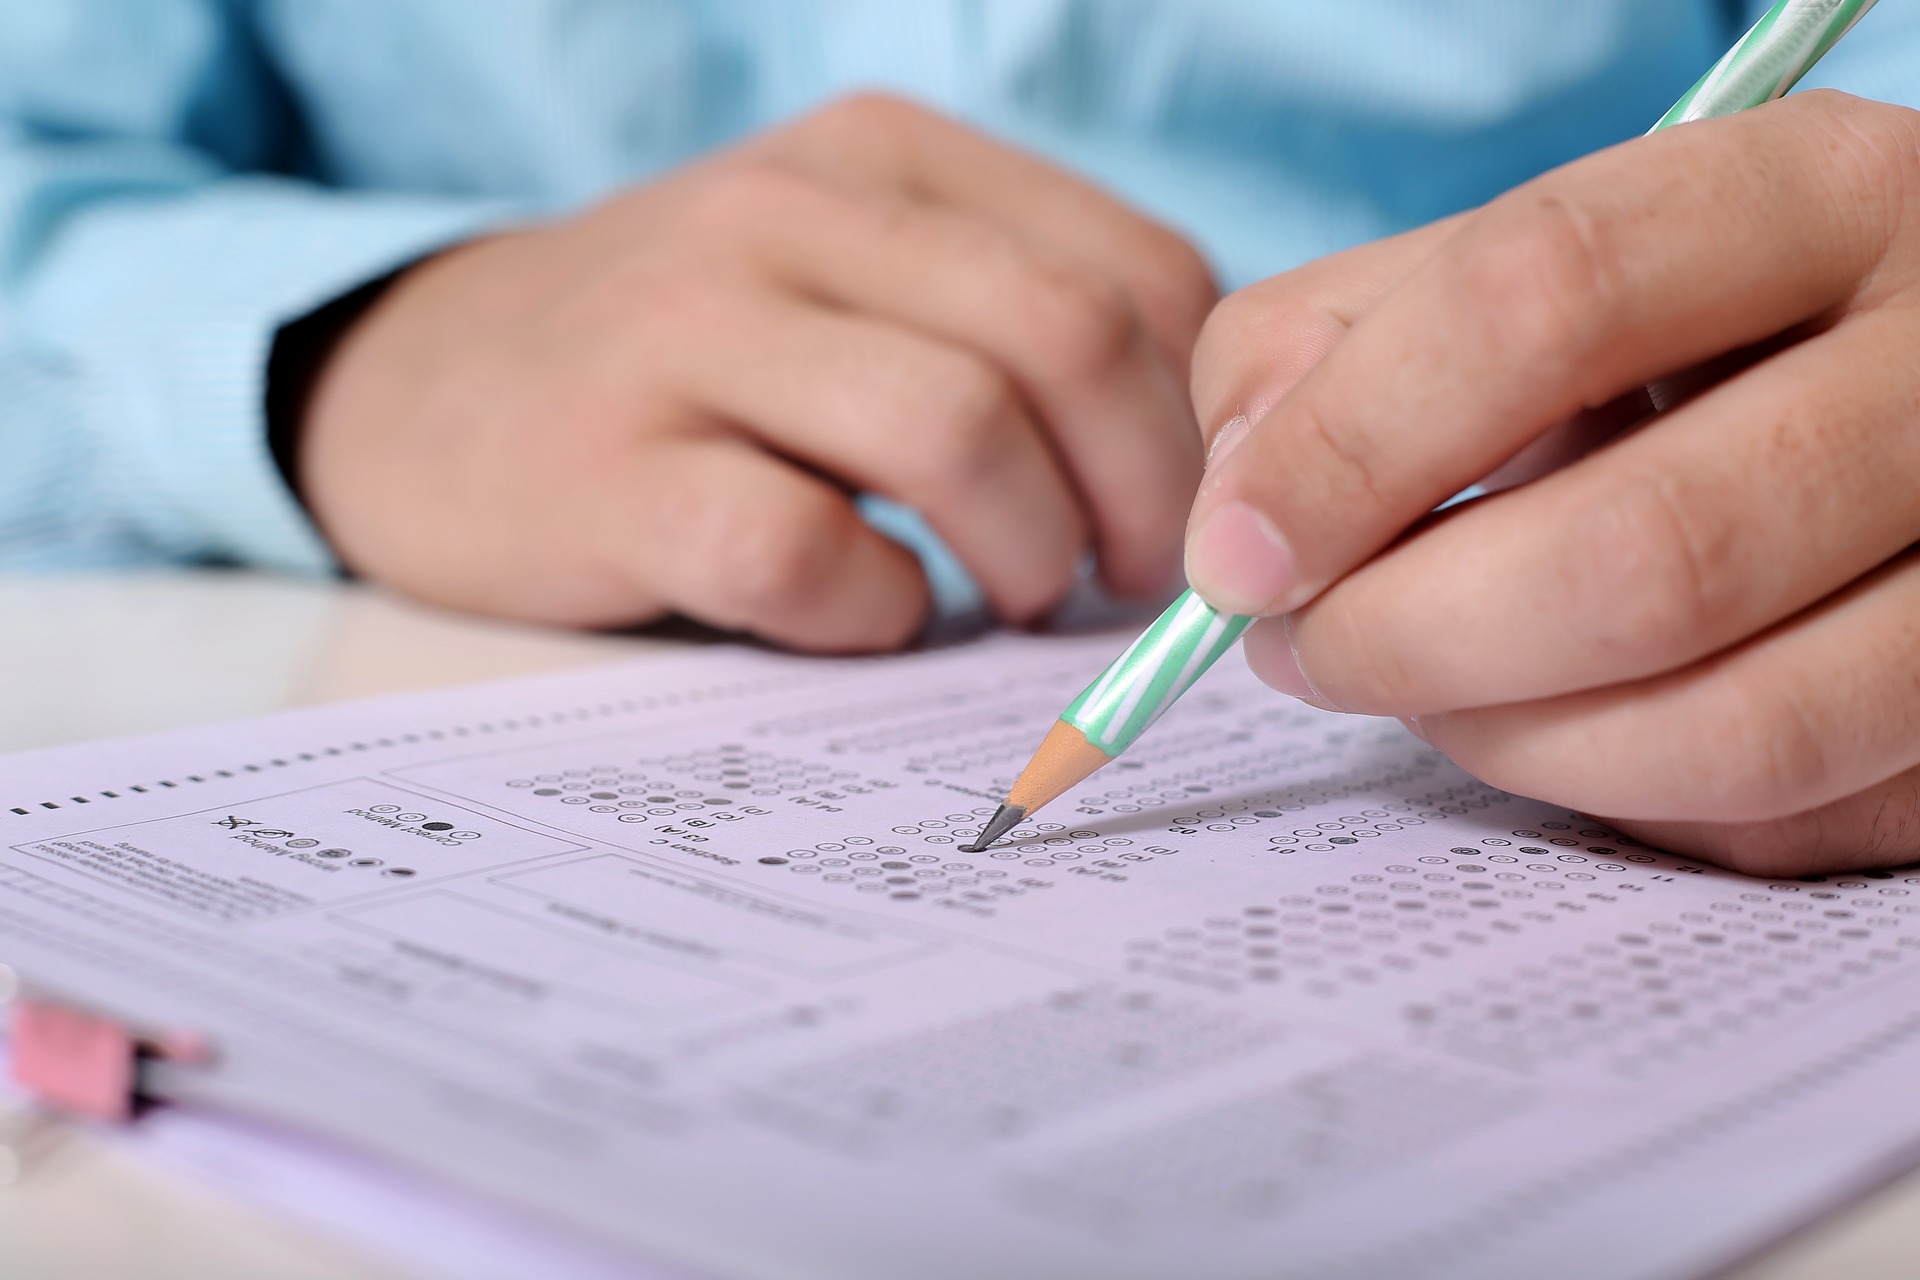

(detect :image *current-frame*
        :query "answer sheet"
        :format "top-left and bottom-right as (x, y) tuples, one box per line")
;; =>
(5, 631), (1920, 1280)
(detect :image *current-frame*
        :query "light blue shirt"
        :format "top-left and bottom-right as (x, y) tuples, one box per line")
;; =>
(1, 1), (1914, 576)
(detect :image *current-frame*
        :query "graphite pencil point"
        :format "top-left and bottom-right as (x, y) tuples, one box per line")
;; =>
(963, 804), (1026, 852)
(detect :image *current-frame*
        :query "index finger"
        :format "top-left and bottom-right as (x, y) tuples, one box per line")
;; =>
(1184, 91), (1916, 617)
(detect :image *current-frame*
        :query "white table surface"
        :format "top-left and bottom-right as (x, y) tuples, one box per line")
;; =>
(1, 570), (1916, 1280)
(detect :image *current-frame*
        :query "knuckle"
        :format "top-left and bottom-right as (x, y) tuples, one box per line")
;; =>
(1568, 472), (1734, 673)
(807, 91), (930, 145)
(1022, 266), (1140, 380)
(629, 268), (727, 319)
(1457, 193), (1622, 375)
(904, 354), (1018, 488)
(1797, 89), (1920, 166)
(1793, 92), (1920, 262)
(688, 160), (820, 226)
(1135, 225), (1219, 323)
(1154, 226), (1219, 301)
(1872, 100), (1920, 179)
(612, 271), (732, 354)
(714, 487), (845, 620)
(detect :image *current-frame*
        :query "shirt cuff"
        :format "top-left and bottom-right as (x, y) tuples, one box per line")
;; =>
(20, 177), (526, 575)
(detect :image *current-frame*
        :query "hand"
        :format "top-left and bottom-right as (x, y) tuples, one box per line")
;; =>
(1184, 90), (1920, 876)
(300, 94), (1213, 650)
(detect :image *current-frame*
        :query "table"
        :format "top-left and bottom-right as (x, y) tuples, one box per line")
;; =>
(0, 570), (1915, 1280)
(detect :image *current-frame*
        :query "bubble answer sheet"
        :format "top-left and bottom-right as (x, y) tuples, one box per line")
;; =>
(5, 631), (1920, 1280)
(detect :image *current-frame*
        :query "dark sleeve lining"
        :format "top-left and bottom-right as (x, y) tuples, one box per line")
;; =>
(263, 266), (407, 510)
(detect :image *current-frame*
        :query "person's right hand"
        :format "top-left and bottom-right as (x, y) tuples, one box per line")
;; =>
(298, 94), (1214, 650)
(1180, 91), (1920, 875)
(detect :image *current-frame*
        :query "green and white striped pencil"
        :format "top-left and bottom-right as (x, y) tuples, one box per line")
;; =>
(964, 0), (1878, 853)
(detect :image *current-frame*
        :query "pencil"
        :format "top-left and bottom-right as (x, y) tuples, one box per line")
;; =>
(964, 0), (1879, 854)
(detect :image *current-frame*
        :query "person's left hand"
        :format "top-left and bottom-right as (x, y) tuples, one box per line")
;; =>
(1183, 90), (1920, 877)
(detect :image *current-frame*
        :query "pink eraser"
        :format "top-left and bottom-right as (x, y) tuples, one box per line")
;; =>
(9, 996), (139, 1122)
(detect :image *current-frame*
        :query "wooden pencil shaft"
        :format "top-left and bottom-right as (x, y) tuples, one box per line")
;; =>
(1007, 719), (1112, 816)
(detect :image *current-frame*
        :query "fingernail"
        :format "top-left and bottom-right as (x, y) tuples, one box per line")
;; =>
(1185, 501), (1296, 615)
(1243, 616), (1313, 697)
(1404, 715), (1432, 744)
(1205, 415), (1252, 469)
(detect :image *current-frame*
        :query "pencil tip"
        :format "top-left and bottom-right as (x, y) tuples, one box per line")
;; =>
(963, 804), (1026, 853)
